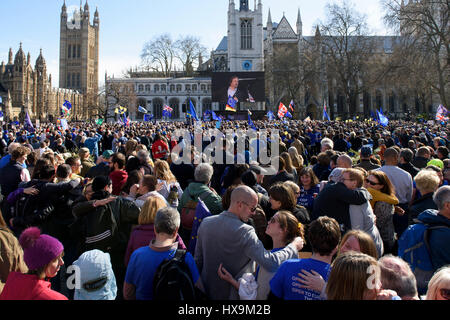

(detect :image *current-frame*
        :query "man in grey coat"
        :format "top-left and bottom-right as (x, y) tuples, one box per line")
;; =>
(194, 185), (304, 300)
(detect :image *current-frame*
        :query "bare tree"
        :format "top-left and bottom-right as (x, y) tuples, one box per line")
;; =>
(320, 0), (378, 116)
(141, 34), (175, 77)
(175, 36), (207, 76)
(383, 0), (449, 107)
(105, 81), (137, 120)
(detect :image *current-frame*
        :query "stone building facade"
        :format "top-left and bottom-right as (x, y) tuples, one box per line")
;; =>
(0, 44), (84, 122)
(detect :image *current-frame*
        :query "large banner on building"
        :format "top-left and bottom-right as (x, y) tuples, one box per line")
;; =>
(212, 72), (265, 103)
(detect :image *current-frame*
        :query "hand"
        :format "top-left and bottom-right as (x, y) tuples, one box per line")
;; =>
(394, 206), (405, 216)
(94, 196), (117, 207)
(130, 184), (139, 195)
(156, 182), (164, 192)
(23, 187), (39, 195)
(297, 269), (326, 293)
(376, 289), (399, 300)
(217, 263), (234, 283)
(292, 236), (304, 251)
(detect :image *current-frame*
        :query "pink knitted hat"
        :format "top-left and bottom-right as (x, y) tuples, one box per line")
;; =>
(19, 227), (64, 270)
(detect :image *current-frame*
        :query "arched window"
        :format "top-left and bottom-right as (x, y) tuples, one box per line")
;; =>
(77, 45), (81, 58)
(154, 84), (160, 92)
(138, 84), (144, 92)
(153, 98), (164, 119)
(170, 84), (175, 92)
(72, 45), (77, 59)
(68, 45), (72, 59)
(176, 84), (182, 92)
(72, 74), (76, 88)
(77, 73), (80, 88)
(145, 84), (151, 92)
(202, 98), (212, 114)
(185, 84), (191, 92)
(192, 84), (197, 92)
(161, 84), (166, 92)
(201, 84), (206, 92)
(67, 73), (71, 87)
(169, 98), (180, 119)
(241, 19), (252, 49)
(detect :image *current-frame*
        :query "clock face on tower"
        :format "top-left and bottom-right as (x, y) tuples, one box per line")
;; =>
(242, 60), (252, 71)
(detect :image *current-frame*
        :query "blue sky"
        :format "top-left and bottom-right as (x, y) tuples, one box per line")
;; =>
(0, 0), (391, 88)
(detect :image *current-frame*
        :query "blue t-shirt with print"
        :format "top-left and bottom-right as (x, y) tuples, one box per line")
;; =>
(270, 258), (331, 300)
(125, 246), (200, 300)
(297, 184), (320, 212)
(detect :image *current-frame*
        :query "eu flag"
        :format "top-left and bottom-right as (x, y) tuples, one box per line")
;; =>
(187, 100), (199, 121)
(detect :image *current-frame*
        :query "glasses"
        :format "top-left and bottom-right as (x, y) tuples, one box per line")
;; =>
(241, 201), (257, 212)
(367, 180), (381, 186)
(440, 288), (450, 300)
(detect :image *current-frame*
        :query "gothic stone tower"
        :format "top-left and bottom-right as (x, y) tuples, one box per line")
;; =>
(227, 0), (264, 72)
(59, 1), (99, 119)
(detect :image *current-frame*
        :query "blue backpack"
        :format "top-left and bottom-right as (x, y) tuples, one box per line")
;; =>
(398, 222), (449, 272)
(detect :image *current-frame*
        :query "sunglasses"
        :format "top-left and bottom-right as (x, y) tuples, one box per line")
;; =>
(440, 288), (450, 300)
(241, 201), (257, 212)
(367, 180), (381, 186)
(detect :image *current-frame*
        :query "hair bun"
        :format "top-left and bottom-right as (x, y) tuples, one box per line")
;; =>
(19, 227), (41, 249)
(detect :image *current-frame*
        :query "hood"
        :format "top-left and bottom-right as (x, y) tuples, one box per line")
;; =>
(417, 209), (450, 227)
(73, 250), (117, 300)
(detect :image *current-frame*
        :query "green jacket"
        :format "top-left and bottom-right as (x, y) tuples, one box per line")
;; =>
(177, 182), (223, 215)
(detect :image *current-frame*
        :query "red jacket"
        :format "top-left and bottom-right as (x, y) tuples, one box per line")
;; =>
(152, 140), (169, 159)
(0, 272), (68, 300)
(109, 170), (128, 196)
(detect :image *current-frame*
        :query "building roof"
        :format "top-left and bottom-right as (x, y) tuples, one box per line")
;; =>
(215, 36), (228, 51)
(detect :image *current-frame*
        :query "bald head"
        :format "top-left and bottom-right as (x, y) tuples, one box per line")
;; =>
(337, 155), (353, 169)
(8, 142), (21, 154)
(229, 185), (258, 222)
(230, 185), (258, 205)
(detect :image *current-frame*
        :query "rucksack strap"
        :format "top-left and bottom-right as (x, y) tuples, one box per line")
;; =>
(173, 249), (187, 263)
(423, 224), (450, 270)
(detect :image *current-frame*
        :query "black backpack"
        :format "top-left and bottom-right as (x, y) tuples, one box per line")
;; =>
(153, 249), (197, 301)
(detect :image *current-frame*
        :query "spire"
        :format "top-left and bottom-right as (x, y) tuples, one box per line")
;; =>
(94, 6), (99, 26)
(62, 0), (66, 12)
(296, 8), (302, 36)
(36, 48), (46, 67)
(27, 52), (31, 65)
(8, 48), (13, 65)
(267, 8), (272, 25)
(315, 25), (321, 38)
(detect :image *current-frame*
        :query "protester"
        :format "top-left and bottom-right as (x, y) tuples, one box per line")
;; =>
(0, 227), (67, 300)
(123, 207), (201, 300)
(217, 211), (304, 300)
(73, 249), (117, 300)
(269, 216), (341, 300)
(195, 185), (304, 300)
(425, 266), (450, 300)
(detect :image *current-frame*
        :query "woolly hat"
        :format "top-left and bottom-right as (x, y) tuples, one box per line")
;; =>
(19, 227), (64, 271)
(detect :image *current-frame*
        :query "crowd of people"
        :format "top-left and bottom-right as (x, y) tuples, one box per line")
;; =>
(0, 117), (449, 301)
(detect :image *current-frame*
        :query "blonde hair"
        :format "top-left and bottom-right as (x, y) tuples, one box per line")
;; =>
(154, 160), (176, 184)
(139, 197), (167, 225)
(288, 147), (304, 170)
(425, 266), (450, 300)
(414, 169), (440, 194)
(326, 252), (380, 300)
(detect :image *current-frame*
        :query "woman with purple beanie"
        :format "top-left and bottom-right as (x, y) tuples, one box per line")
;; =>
(0, 227), (67, 300)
